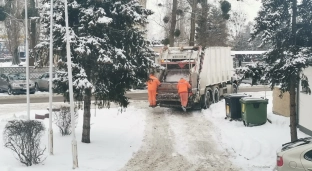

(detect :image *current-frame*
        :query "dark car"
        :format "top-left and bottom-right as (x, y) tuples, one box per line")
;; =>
(0, 73), (36, 95)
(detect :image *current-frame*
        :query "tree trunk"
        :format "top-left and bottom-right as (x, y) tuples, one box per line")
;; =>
(290, 0), (298, 142)
(189, 0), (196, 46)
(289, 80), (297, 141)
(12, 46), (20, 65)
(169, 0), (177, 47)
(29, 0), (37, 66)
(81, 88), (92, 143)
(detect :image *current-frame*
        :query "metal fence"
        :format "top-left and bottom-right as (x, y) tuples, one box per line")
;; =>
(0, 67), (55, 79)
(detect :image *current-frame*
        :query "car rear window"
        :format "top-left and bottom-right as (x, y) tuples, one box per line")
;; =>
(304, 150), (312, 161)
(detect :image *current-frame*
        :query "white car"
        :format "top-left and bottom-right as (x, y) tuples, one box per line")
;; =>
(276, 137), (312, 171)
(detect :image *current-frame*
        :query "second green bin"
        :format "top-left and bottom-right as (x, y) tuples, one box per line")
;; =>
(240, 97), (268, 126)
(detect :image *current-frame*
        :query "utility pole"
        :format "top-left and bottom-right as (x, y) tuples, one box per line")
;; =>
(64, 0), (78, 168)
(25, 0), (30, 120)
(48, 0), (54, 155)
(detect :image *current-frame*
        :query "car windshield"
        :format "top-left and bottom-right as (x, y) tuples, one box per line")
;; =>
(8, 74), (26, 80)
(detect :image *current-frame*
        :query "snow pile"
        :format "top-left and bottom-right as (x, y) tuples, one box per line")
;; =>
(0, 106), (146, 171)
(203, 91), (309, 171)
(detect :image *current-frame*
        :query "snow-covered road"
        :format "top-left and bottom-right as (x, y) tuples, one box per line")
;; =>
(120, 107), (239, 171)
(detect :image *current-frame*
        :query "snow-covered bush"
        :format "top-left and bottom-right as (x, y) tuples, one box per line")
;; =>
(53, 106), (78, 136)
(3, 120), (46, 166)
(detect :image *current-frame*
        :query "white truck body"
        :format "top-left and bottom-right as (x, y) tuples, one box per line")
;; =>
(198, 47), (233, 94)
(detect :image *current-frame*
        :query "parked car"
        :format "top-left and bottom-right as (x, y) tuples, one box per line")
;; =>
(0, 73), (36, 95)
(35, 71), (67, 92)
(275, 137), (312, 171)
(35, 72), (57, 91)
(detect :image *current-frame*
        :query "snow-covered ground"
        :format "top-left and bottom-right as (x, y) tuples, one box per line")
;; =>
(0, 103), (147, 171)
(0, 91), (309, 171)
(0, 62), (26, 67)
(204, 91), (309, 171)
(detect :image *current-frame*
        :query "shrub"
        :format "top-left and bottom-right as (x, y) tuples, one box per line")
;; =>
(3, 120), (46, 166)
(53, 106), (78, 136)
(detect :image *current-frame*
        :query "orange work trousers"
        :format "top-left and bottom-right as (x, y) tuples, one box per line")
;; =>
(148, 90), (157, 106)
(179, 92), (188, 107)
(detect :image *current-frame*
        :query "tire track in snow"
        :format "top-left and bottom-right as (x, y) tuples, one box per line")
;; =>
(166, 109), (240, 171)
(120, 107), (240, 171)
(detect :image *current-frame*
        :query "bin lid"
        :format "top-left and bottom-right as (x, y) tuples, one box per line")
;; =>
(226, 93), (250, 98)
(240, 97), (268, 103)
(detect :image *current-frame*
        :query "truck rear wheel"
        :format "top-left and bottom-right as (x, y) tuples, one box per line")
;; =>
(201, 88), (212, 109)
(232, 83), (238, 93)
(213, 88), (220, 103)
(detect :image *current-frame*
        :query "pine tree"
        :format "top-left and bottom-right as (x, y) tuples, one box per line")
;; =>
(38, 0), (155, 143)
(246, 0), (312, 141)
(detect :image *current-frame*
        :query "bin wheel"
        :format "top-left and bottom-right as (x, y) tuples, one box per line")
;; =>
(213, 88), (220, 103)
(243, 121), (249, 127)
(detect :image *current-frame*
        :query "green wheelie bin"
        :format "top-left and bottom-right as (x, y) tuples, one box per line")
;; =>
(240, 97), (269, 126)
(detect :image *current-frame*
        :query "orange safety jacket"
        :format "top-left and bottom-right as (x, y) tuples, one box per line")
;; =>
(177, 78), (191, 93)
(147, 75), (161, 91)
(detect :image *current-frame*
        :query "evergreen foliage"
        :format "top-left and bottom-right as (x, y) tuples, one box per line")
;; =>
(37, 0), (156, 142)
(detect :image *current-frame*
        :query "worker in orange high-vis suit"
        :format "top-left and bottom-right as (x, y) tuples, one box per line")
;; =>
(177, 78), (191, 112)
(146, 71), (161, 107)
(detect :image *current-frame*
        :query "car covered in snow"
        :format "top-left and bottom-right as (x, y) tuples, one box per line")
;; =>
(275, 137), (312, 171)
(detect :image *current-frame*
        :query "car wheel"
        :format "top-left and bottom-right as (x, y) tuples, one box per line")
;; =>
(35, 83), (40, 91)
(7, 87), (12, 95)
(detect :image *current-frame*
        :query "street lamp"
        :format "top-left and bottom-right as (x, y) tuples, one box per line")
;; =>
(48, 0), (54, 155)
(64, 0), (78, 168)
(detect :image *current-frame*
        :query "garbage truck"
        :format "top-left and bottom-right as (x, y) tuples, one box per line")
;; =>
(154, 46), (238, 110)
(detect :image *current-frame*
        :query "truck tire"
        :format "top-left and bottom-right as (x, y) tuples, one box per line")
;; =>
(201, 88), (212, 109)
(213, 88), (220, 103)
(232, 83), (238, 93)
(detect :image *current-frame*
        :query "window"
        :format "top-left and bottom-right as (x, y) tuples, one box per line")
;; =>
(304, 150), (312, 161)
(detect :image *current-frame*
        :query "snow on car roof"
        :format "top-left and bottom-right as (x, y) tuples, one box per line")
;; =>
(281, 137), (312, 151)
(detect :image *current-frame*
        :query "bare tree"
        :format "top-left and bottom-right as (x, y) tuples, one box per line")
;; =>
(196, 3), (229, 48)
(229, 10), (247, 40)
(187, 0), (197, 46)
(169, 0), (177, 47)
(28, 0), (40, 66)
(4, 0), (24, 65)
